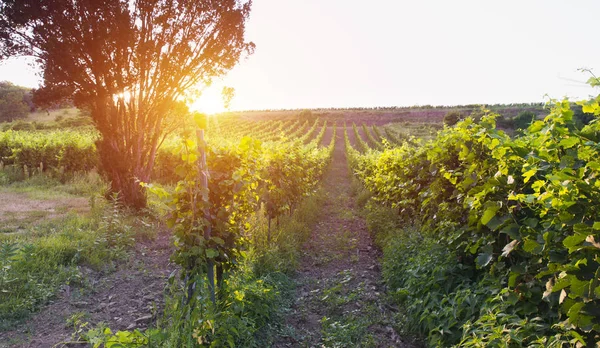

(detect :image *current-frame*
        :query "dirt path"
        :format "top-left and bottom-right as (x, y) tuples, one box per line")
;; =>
(320, 126), (334, 147)
(274, 128), (413, 347)
(345, 126), (358, 147)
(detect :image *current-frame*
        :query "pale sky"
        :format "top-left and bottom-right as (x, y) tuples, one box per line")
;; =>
(1, 0), (598, 111)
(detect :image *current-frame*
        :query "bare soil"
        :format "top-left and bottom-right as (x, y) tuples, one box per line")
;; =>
(320, 126), (334, 147)
(273, 127), (414, 347)
(344, 126), (359, 147)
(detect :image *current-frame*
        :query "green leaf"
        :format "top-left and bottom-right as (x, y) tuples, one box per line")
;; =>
(587, 161), (600, 171)
(559, 211), (575, 223)
(206, 248), (219, 258)
(486, 215), (506, 231)
(481, 206), (499, 225)
(500, 223), (520, 240)
(476, 252), (494, 268)
(573, 223), (592, 234)
(523, 239), (542, 254)
(522, 168), (537, 183)
(212, 237), (225, 246)
(175, 164), (187, 178)
(570, 278), (590, 298)
(582, 103), (596, 113)
(559, 137), (580, 149)
(523, 217), (538, 228)
(567, 302), (594, 330)
(563, 234), (587, 253)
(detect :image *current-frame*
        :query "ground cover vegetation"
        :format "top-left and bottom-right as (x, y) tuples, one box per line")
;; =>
(0, 112), (337, 346)
(346, 80), (600, 346)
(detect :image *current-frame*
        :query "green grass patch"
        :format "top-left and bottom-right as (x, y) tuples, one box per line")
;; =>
(0, 199), (156, 330)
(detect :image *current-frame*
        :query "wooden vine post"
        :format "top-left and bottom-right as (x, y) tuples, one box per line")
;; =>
(196, 114), (216, 305)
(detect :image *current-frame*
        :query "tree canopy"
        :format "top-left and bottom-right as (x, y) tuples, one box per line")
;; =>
(0, 81), (31, 121)
(0, 0), (254, 208)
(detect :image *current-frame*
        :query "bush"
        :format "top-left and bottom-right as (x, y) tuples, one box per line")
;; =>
(0, 81), (30, 122)
(443, 111), (462, 126)
(513, 110), (536, 130)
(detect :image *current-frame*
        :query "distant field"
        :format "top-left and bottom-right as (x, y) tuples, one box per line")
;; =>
(26, 107), (82, 122)
(220, 104), (546, 126)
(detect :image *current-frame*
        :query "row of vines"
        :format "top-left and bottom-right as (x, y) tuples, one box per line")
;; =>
(346, 90), (600, 346)
(0, 115), (335, 346)
(138, 117), (335, 345)
(0, 118), (329, 181)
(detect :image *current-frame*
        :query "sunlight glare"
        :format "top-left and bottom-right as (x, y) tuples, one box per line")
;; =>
(189, 86), (226, 115)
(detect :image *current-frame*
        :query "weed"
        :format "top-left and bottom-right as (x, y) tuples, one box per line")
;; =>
(0, 197), (150, 329)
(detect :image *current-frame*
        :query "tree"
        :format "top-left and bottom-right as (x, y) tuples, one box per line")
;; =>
(0, 81), (29, 121)
(0, 0), (254, 208)
(443, 111), (462, 126)
(513, 110), (536, 130)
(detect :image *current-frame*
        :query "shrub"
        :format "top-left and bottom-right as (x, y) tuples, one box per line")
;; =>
(443, 111), (462, 126)
(513, 110), (536, 130)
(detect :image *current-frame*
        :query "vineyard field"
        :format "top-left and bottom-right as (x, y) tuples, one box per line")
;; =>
(1, 99), (599, 347)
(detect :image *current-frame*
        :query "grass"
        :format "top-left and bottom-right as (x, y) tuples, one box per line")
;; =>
(386, 121), (442, 142)
(0, 209), (139, 329)
(2, 170), (106, 197)
(0, 171), (107, 237)
(1, 107), (94, 131)
(0, 170), (155, 330)
(26, 107), (81, 123)
(317, 270), (380, 348)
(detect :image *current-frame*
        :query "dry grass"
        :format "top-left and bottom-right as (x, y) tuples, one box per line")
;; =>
(26, 107), (81, 123)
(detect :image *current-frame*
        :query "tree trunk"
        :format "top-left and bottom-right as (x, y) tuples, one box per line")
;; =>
(97, 136), (150, 210)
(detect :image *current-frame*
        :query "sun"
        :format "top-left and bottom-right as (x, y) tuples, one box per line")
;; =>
(188, 86), (226, 115)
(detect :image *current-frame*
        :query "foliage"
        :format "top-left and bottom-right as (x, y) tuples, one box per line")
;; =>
(2, 115), (94, 132)
(0, 129), (98, 175)
(351, 91), (600, 346)
(298, 109), (315, 121)
(443, 111), (462, 126)
(573, 104), (595, 128)
(221, 87), (235, 111)
(362, 123), (383, 150)
(0, 81), (30, 122)
(0, 0), (255, 208)
(513, 110), (537, 130)
(125, 124), (334, 346)
(87, 160), (329, 347)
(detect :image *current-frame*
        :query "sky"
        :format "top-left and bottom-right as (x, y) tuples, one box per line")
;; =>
(1, 0), (599, 111)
